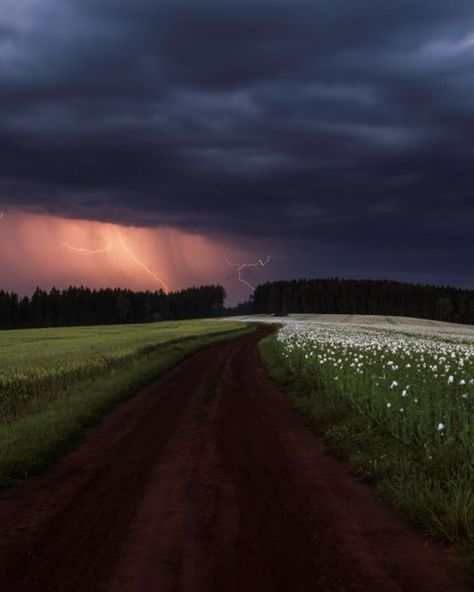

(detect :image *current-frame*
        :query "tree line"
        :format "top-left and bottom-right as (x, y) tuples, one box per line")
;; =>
(0, 285), (225, 329)
(2, 277), (473, 330)
(252, 278), (474, 325)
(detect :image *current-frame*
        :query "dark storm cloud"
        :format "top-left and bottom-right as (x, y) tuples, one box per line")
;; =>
(1, 0), (474, 286)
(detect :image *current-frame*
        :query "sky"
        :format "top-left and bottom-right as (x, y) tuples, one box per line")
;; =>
(0, 0), (473, 303)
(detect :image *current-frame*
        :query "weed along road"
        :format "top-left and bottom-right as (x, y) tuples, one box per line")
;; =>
(0, 326), (469, 592)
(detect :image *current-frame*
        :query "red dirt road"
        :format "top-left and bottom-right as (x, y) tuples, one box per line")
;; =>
(0, 326), (470, 592)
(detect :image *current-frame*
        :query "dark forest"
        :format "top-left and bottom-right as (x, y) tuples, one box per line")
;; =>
(252, 278), (474, 324)
(1, 278), (474, 329)
(0, 285), (225, 329)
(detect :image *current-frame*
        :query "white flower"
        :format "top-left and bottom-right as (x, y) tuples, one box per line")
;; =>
(387, 402), (392, 408)
(436, 422), (445, 431)
(448, 375), (454, 384)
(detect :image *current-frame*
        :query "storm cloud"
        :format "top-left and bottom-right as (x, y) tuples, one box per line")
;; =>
(1, 0), (474, 290)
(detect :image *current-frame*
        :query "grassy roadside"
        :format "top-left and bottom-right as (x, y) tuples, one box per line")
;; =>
(0, 324), (252, 490)
(258, 333), (474, 570)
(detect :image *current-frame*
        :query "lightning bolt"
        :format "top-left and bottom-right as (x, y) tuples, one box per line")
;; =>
(59, 234), (169, 292)
(116, 236), (169, 291)
(225, 255), (271, 290)
(60, 241), (113, 255)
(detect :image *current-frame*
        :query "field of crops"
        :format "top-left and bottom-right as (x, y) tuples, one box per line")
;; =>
(0, 319), (248, 486)
(0, 320), (243, 423)
(261, 315), (474, 548)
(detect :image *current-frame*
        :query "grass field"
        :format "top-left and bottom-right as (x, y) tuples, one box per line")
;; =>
(258, 314), (474, 561)
(0, 319), (249, 488)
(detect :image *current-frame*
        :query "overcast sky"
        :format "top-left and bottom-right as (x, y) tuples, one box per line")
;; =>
(1, 0), (474, 298)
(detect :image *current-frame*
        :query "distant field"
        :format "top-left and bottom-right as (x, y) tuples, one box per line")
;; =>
(234, 313), (474, 335)
(0, 319), (248, 486)
(259, 313), (474, 555)
(1, 320), (238, 375)
(0, 320), (243, 421)
(286, 314), (474, 336)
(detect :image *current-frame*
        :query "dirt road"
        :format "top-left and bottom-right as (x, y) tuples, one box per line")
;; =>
(0, 326), (469, 591)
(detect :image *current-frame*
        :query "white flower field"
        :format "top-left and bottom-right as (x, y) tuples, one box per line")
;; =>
(275, 319), (474, 452)
(253, 314), (474, 545)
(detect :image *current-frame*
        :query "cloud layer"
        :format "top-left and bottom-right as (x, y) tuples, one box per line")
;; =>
(1, 0), (473, 290)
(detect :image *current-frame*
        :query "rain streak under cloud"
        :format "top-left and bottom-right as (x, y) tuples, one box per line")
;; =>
(0, 211), (274, 303)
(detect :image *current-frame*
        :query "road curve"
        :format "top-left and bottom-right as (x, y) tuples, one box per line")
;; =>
(0, 326), (469, 592)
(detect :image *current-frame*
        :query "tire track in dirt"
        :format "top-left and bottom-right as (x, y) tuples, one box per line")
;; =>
(0, 326), (469, 591)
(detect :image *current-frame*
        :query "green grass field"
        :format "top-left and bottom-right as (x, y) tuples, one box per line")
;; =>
(0, 320), (247, 421)
(0, 319), (249, 488)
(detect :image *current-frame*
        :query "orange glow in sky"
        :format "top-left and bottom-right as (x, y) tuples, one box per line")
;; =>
(0, 209), (271, 302)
